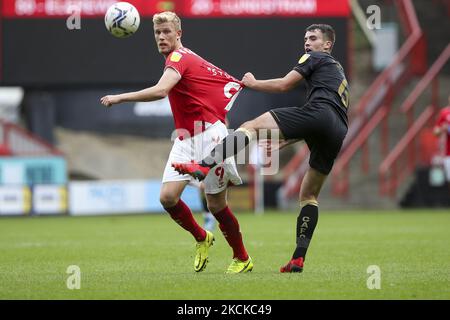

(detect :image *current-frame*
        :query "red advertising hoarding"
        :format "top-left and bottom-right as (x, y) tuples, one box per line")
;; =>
(182, 0), (350, 18)
(1, 0), (350, 18)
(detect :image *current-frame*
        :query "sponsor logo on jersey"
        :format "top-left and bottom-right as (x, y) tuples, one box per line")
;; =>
(298, 53), (310, 64)
(170, 52), (183, 62)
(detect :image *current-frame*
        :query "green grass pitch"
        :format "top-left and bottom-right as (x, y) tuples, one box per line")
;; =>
(0, 210), (449, 299)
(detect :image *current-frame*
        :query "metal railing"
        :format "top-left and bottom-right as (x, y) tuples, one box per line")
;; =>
(379, 43), (450, 196)
(0, 119), (62, 156)
(331, 0), (425, 197)
(279, 0), (425, 200)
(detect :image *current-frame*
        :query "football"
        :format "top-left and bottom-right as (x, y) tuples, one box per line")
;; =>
(104, 2), (140, 38)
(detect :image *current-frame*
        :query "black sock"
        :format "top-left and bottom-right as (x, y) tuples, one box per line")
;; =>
(201, 130), (251, 168)
(292, 204), (319, 260)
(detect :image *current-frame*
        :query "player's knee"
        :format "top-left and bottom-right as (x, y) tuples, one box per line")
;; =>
(240, 120), (261, 137)
(207, 201), (227, 214)
(159, 192), (179, 209)
(241, 120), (255, 130)
(239, 122), (258, 140)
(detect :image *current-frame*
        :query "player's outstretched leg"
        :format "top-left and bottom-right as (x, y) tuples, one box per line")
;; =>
(172, 160), (211, 181)
(172, 112), (281, 180)
(172, 127), (253, 179)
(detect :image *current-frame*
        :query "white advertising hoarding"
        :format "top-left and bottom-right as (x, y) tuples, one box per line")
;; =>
(0, 186), (31, 215)
(69, 180), (201, 216)
(69, 181), (149, 215)
(33, 185), (67, 215)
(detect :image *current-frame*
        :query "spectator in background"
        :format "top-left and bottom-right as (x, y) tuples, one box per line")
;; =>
(433, 95), (450, 187)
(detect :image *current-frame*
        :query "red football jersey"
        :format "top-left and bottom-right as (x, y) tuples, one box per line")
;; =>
(165, 47), (242, 138)
(436, 107), (450, 156)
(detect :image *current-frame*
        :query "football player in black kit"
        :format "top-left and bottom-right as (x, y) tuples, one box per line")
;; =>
(173, 24), (349, 273)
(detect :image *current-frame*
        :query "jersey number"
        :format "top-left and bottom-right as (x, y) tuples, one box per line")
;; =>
(215, 167), (224, 180)
(224, 82), (241, 98)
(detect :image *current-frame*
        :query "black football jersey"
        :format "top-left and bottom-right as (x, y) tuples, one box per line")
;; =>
(294, 51), (349, 125)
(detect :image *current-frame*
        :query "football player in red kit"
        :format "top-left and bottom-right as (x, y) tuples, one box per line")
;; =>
(101, 11), (253, 274)
(434, 96), (450, 188)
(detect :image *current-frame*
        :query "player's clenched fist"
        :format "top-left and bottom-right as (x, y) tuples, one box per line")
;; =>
(100, 95), (121, 107)
(242, 72), (256, 88)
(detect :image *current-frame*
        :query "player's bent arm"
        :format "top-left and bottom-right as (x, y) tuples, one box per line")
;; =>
(242, 70), (303, 93)
(100, 68), (181, 106)
(119, 68), (180, 102)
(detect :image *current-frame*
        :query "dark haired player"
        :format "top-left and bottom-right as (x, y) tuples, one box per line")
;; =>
(173, 24), (349, 273)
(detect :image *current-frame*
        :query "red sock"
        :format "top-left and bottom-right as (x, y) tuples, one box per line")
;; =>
(165, 200), (206, 242)
(214, 206), (249, 261)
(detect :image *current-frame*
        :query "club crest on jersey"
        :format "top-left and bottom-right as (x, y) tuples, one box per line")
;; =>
(298, 53), (310, 64)
(170, 52), (183, 62)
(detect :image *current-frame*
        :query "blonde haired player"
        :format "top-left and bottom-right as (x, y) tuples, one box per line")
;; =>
(101, 12), (252, 273)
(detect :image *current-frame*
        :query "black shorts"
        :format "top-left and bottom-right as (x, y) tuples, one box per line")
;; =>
(270, 103), (347, 175)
